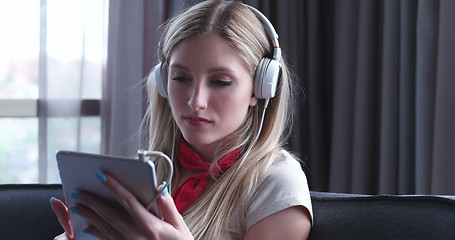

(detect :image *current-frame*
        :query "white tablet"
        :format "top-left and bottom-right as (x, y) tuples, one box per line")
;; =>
(56, 150), (172, 240)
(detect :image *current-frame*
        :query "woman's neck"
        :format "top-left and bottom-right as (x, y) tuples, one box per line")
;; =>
(185, 141), (218, 162)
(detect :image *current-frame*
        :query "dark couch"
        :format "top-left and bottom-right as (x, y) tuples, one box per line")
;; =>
(1, 184), (455, 240)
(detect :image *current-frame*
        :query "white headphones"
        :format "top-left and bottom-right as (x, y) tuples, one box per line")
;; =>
(151, 4), (281, 100)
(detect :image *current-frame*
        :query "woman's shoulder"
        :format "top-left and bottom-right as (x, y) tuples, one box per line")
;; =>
(252, 148), (311, 202)
(266, 149), (307, 181)
(244, 149), (313, 230)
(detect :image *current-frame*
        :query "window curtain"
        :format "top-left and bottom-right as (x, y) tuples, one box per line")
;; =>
(111, 0), (455, 194)
(37, 0), (107, 183)
(102, 0), (149, 157)
(261, 0), (455, 195)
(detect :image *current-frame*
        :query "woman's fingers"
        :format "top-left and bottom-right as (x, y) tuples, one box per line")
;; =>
(84, 226), (115, 240)
(50, 197), (74, 240)
(158, 193), (193, 238)
(85, 171), (192, 239)
(76, 191), (136, 239)
(158, 193), (183, 227)
(98, 172), (161, 224)
(99, 172), (191, 238)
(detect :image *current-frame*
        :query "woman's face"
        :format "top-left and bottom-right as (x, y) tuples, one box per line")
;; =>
(167, 34), (257, 161)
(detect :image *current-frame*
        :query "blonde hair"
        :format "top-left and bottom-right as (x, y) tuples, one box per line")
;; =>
(142, 0), (297, 238)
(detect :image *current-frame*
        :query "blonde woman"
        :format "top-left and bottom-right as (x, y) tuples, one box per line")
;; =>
(51, 1), (312, 239)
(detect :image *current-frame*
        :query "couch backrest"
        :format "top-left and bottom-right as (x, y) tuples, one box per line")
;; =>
(308, 191), (455, 240)
(1, 184), (455, 240)
(0, 184), (64, 240)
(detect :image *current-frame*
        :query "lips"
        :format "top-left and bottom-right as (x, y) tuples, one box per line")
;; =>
(183, 115), (212, 126)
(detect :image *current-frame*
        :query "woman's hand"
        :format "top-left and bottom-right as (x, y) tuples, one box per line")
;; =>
(71, 172), (193, 240)
(50, 197), (74, 240)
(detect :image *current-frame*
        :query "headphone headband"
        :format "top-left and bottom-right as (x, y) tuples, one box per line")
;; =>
(151, 3), (281, 99)
(244, 5), (281, 61)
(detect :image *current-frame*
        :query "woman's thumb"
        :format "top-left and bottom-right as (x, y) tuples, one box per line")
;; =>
(50, 197), (74, 240)
(157, 188), (187, 230)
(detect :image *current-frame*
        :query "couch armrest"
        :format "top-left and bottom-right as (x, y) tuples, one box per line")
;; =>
(0, 184), (64, 240)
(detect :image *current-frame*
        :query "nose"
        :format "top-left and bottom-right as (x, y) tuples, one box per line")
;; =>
(187, 83), (208, 111)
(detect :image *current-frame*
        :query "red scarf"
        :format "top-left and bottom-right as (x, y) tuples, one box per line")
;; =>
(172, 140), (240, 213)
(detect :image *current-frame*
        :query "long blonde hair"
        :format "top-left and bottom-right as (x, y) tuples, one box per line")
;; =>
(142, 1), (297, 238)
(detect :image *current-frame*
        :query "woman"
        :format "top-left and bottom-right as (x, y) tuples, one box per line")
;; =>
(51, 1), (312, 239)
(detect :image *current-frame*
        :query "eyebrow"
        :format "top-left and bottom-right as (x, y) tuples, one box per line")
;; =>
(169, 63), (190, 71)
(169, 63), (237, 74)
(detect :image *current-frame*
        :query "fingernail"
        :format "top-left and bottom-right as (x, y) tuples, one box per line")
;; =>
(70, 207), (82, 215)
(70, 192), (83, 201)
(95, 171), (107, 182)
(49, 196), (56, 205)
(159, 181), (168, 195)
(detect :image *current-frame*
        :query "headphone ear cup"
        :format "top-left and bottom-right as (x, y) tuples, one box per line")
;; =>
(152, 62), (169, 98)
(254, 58), (280, 99)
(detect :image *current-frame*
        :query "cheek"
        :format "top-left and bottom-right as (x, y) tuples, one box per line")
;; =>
(168, 84), (186, 108)
(220, 87), (254, 117)
(217, 97), (250, 123)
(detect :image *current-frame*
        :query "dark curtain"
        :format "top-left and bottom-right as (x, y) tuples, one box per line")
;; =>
(142, 0), (455, 195)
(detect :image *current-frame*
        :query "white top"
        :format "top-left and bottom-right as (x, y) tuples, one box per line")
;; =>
(225, 150), (313, 239)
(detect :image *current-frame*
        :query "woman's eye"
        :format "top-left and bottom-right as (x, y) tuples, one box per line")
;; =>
(213, 80), (232, 86)
(172, 76), (190, 82)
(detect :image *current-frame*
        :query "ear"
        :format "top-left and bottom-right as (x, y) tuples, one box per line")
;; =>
(249, 95), (258, 107)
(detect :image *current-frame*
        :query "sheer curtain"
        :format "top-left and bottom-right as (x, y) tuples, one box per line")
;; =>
(102, 0), (146, 157)
(0, 0), (107, 184)
(40, 0), (107, 183)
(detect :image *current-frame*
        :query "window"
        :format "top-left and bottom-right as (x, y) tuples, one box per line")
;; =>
(0, 0), (108, 183)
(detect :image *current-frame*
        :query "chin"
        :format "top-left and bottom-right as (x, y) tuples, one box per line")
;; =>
(181, 133), (222, 147)
(183, 136), (215, 146)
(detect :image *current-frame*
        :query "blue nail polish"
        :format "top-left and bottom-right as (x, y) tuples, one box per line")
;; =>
(70, 192), (83, 201)
(70, 207), (82, 215)
(50, 196), (56, 205)
(95, 171), (107, 182)
(159, 181), (168, 195)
